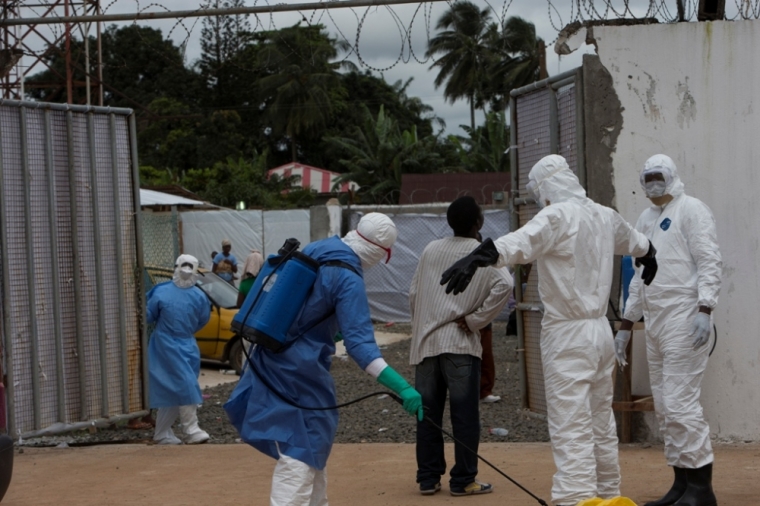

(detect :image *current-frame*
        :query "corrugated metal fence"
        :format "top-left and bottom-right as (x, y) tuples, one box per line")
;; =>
(509, 68), (585, 416)
(0, 100), (147, 438)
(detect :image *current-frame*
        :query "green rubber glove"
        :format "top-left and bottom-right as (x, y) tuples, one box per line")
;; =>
(377, 366), (423, 421)
(333, 331), (344, 343)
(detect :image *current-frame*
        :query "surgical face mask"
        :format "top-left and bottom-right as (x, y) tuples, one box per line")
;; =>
(173, 267), (197, 288)
(644, 180), (668, 198)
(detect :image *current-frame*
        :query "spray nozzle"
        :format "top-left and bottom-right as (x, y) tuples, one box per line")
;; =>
(278, 238), (301, 256)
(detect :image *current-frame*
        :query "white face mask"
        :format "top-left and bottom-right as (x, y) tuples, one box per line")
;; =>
(173, 267), (197, 288)
(644, 180), (668, 198)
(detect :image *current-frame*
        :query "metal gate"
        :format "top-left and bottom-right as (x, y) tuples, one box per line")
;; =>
(0, 100), (147, 438)
(509, 68), (585, 415)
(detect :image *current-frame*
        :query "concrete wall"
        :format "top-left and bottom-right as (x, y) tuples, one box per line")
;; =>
(589, 20), (760, 440)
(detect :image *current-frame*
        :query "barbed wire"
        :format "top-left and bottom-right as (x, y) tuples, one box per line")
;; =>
(5, 0), (760, 104)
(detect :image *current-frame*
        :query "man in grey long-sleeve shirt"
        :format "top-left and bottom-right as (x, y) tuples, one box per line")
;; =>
(409, 196), (512, 497)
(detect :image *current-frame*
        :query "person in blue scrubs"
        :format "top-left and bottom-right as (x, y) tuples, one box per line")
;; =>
(225, 213), (423, 506)
(148, 254), (211, 445)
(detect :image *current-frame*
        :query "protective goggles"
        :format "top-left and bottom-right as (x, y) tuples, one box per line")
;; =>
(356, 230), (392, 264)
(640, 168), (672, 187)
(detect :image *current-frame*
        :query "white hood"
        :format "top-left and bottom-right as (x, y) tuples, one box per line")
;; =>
(342, 212), (398, 269)
(528, 155), (587, 206)
(640, 154), (685, 198)
(173, 254), (200, 288)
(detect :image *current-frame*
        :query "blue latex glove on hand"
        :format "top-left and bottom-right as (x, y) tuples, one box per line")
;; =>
(614, 330), (632, 368)
(690, 312), (711, 350)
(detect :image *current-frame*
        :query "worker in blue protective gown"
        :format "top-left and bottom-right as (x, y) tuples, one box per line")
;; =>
(225, 213), (423, 506)
(148, 254), (211, 445)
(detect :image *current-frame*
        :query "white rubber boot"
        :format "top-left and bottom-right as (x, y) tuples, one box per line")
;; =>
(179, 405), (210, 444)
(154, 407), (182, 445)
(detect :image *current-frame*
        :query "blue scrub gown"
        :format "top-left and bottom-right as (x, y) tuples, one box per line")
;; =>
(147, 281), (211, 408)
(224, 236), (383, 470)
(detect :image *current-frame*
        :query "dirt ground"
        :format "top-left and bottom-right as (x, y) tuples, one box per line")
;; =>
(4, 442), (758, 505)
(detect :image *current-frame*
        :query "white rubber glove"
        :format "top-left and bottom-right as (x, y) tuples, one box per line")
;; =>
(614, 330), (632, 368)
(690, 312), (712, 350)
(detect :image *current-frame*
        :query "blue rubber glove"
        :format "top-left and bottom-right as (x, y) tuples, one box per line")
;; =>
(614, 330), (632, 368)
(377, 366), (423, 421)
(690, 312), (711, 350)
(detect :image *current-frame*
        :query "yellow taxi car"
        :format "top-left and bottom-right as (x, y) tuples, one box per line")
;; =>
(144, 266), (246, 374)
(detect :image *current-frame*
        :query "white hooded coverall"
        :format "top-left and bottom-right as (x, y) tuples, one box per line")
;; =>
(493, 155), (650, 504)
(623, 155), (721, 469)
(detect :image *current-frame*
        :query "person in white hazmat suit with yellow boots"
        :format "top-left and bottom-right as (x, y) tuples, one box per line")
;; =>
(148, 254), (211, 445)
(615, 154), (721, 506)
(440, 155), (658, 506)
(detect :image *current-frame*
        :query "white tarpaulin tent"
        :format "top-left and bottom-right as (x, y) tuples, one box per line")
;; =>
(139, 189), (207, 207)
(179, 209), (311, 279)
(351, 209), (512, 323)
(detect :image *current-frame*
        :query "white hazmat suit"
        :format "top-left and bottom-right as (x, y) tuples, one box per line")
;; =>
(621, 155), (721, 503)
(492, 155), (651, 504)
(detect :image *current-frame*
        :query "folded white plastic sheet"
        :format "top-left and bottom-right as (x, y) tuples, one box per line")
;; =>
(351, 210), (511, 323)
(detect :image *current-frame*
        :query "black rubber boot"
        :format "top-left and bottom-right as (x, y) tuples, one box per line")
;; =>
(673, 463), (717, 506)
(644, 466), (688, 506)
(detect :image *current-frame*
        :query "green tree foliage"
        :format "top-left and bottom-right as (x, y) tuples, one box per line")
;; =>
(486, 16), (545, 111)
(426, 6), (544, 120)
(425, 1), (496, 130)
(198, 0), (253, 108)
(256, 24), (351, 162)
(448, 111), (510, 173)
(140, 152), (313, 209)
(25, 18), (540, 208)
(27, 25), (201, 111)
(326, 106), (443, 204)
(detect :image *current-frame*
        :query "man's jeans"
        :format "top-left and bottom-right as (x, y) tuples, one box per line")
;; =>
(415, 353), (481, 489)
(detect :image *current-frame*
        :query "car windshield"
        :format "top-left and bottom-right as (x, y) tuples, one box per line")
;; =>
(195, 273), (239, 309)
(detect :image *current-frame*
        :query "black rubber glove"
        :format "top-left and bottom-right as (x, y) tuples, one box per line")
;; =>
(635, 241), (658, 286)
(440, 238), (500, 295)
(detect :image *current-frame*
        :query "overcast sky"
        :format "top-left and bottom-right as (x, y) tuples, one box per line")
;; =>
(130, 0), (595, 136)
(18, 1), (710, 136)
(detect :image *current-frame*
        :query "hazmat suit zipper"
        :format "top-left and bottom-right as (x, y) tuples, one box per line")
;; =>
(642, 203), (669, 318)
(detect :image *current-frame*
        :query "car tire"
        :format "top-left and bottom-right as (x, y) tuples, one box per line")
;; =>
(229, 339), (245, 376)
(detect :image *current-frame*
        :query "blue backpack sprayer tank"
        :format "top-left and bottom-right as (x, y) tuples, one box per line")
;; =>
(232, 238), (320, 352)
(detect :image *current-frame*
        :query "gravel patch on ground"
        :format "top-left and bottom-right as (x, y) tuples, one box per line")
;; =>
(18, 322), (548, 447)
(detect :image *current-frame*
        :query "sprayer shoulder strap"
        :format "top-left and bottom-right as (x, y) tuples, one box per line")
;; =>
(320, 260), (360, 277)
(298, 260), (361, 327)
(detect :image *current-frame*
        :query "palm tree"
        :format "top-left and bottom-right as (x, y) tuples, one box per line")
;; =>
(448, 111), (509, 172)
(257, 24), (353, 161)
(425, 1), (497, 130)
(487, 16), (545, 111)
(326, 105), (441, 204)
